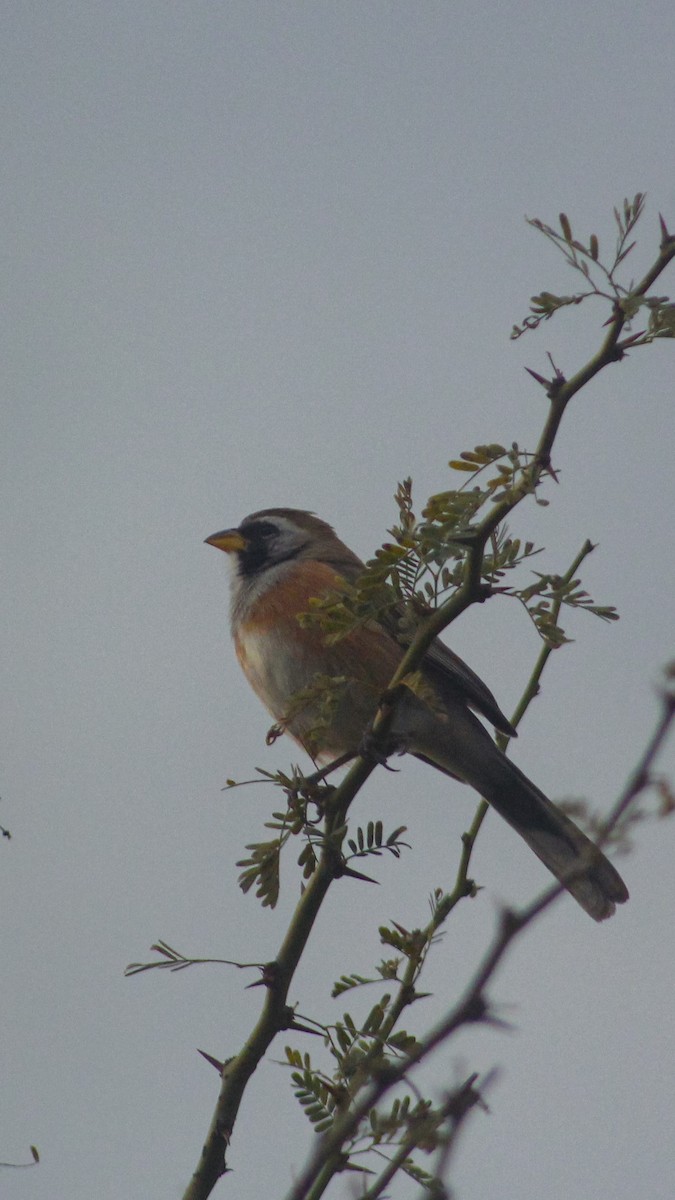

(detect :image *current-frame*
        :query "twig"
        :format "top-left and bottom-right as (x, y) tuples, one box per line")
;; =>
(179, 227), (675, 1200)
(283, 688), (675, 1200)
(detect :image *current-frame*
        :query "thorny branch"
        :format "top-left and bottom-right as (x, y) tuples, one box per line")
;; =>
(175, 210), (674, 1200)
(283, 681), (675, 1200)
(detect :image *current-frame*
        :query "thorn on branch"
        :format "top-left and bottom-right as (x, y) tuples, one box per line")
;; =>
(287, 1017), (324, 1037)
(245, 960), (282, 990)
(197, 1049), (227, 1074)
(659, 213), (675, 248)
(525, 366), (551, 389)
(334, 861), (380, 885)
(524, 365), (566, 400)
(535, 451), (560, 483)
(616, 330), (646, 352)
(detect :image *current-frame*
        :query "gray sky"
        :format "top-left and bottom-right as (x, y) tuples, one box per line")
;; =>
(3, 3), (675, 1198)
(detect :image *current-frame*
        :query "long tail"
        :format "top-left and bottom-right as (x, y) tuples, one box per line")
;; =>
(413, 718), (629, 921)
(475, 755), (628, 920)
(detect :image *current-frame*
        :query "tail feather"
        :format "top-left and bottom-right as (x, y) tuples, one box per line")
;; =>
(480, 760), (629, 921)
(414, 739), (629, 921)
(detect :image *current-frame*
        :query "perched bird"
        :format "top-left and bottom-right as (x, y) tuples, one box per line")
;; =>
(205, 508), (628, 921)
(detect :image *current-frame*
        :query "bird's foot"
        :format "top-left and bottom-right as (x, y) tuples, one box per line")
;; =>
(358, 729), (409, 770)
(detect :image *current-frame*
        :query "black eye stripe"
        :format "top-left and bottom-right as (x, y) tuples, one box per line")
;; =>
(241, 520), (278, 540)
(235, 521), (309, 577)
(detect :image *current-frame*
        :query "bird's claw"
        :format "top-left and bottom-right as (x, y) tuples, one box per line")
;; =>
(358, 730), (409, 769)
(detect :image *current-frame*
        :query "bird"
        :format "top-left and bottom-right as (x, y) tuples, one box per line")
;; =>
(205, 508), (628, 921)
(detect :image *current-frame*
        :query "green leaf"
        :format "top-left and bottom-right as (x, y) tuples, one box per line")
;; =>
(332, 973), (376, 998)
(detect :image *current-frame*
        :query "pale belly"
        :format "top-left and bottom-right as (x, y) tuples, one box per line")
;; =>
(235, 624), (388, 758)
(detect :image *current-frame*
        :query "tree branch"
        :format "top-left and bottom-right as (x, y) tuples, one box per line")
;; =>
(283, 684), (675, 1200)
(178, 218), (674, 1200)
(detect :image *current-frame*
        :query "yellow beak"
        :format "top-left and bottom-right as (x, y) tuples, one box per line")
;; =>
(204, 529), (248, 553)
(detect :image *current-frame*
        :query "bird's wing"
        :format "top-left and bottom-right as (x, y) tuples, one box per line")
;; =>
(421, 637), (517, 736)
(329, 555), (516, 737)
